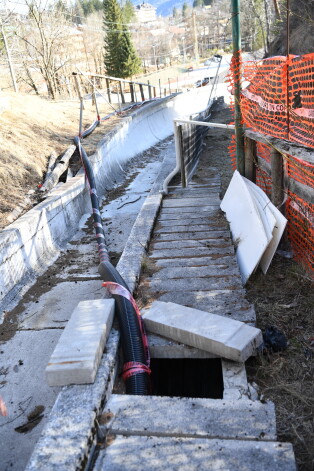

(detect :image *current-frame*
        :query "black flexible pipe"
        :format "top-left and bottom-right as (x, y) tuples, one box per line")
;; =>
(73, 136), (150, 395)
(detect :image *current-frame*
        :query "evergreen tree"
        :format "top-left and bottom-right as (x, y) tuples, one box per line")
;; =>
(119, 31), (141, 77)
(103, 0), (141, 78)
(182, 2), (188, 17)
(80, 0), (103, 16)
(193, 0), (204, 7)
(121, 0), (136, 24)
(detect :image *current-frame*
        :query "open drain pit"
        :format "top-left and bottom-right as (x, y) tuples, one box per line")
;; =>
(149, 358), (224, 399)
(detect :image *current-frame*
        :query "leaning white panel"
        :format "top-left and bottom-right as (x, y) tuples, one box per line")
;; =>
(220, 170), (270, 284)
(244, 178), (287, 274)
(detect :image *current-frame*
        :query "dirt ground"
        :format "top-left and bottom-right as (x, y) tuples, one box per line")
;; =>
(0, 92), (129, 229)
(205, 104), (314, 471)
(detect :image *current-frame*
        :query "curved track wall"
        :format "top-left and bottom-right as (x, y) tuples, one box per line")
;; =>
(0, 87), (213, 314)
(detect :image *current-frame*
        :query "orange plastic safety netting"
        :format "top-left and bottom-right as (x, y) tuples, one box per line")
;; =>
(240, 53), (314, 148)
(227, 53), (314, 276)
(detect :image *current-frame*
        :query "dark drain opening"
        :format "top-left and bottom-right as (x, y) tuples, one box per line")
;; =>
(150, 358), (224, 399)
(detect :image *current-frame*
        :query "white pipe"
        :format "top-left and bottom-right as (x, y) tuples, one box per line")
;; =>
(162, 122), (181, 194)
(173, 119), (235, 130)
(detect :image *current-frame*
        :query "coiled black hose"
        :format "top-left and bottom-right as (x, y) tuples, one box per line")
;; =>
(73, 136), (150, 395)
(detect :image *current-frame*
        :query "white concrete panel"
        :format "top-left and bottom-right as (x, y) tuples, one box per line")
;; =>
(46, 299), (115, 386)
(142, 301), (263, 362)
(244, 178), (287, 274)
(220, 171), (270, 284)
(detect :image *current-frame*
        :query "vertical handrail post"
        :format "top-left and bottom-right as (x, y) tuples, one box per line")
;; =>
(231, 0), (245, 175)
(177, 124), (186, 188)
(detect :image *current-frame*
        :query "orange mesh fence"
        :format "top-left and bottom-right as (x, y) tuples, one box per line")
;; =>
(286, 193), (314, 273)
(227, 53), (314, 277)
(240, 53), (314, 147)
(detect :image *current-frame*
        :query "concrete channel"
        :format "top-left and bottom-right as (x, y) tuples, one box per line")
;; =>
(1, 91), (296, 470)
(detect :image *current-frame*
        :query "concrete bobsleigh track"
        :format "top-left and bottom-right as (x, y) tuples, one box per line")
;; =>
(0, 87), (212, 317)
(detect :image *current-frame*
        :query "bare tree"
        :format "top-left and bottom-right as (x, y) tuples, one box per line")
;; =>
(15, 0), (72, 98)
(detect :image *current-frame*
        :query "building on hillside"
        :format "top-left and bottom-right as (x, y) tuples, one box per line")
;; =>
(135, 2), (157, 23)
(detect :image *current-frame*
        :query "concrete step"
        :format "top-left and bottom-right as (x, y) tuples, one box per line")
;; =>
(151, 239), (232, 250)
(94, 435), (296, 471)
(150, 246), (234, 259)
(150, 265), (240, 279)
(160, 205), (220, 214)
(168, 189), (220, 198)
(154, 255), (238, 268)
(155, 224), (226, 233)
(149, 275), (243, 292)
(154, 230), (230, 240)
(158, 209), (225, 220)
(157, 291), (255, 323)
(162, 197), (220, 208)
(101, 394), (276, 441)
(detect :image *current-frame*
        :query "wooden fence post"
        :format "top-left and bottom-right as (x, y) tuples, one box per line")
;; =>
(106, 78), (111, 103)
(139, 84), (145, 101)
(73, 74), (85, 110)
(244, 136), (257, 183)
(148, 80), (152, 99)
(271, 148), (285, 207)
(119, 81), (125, 104)
(130, 82), (135, 102)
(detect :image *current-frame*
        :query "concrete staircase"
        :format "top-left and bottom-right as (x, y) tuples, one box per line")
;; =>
(93, 170), (296, 470)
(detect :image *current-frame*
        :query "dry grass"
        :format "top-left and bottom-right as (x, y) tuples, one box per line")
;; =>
(246, 256), (314, 471)
(0, 92), (124, 228)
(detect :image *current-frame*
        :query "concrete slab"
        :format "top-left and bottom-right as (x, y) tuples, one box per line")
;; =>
(162, 197), (220, 208)
(95, 436), (296, 471)
(0, 330), (62, 471)
(154, 229), (229, 239)
(158, 209), (225, 220)
(149, 276), (242, 292)
(152, 239), (232, 250)
(160, 205), (220, 214)
(54, 243), (100, 279)
(150, 265), (240, 279)
(147, 332), (217, 358)
(19, 280), (105, 330)
(154, 255), (237, 268)
(155, 224), (226, 233)
(168, 189), (220, 198)
(46, 299), (115, 386)
(222, 359), (252, 400)
(157, 291), (255, 323)
(149, 246), (234, 259)
(101, 394), (276, 440)
(142, 301), (262, 362)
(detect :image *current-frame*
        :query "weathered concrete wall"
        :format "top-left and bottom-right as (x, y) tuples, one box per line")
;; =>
(0, 88), (213, 315)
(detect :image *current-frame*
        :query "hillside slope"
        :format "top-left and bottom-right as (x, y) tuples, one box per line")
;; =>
(0, 93), (121, 229)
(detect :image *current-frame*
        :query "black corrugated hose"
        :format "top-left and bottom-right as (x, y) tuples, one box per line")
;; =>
(73, 134), (150, 395)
